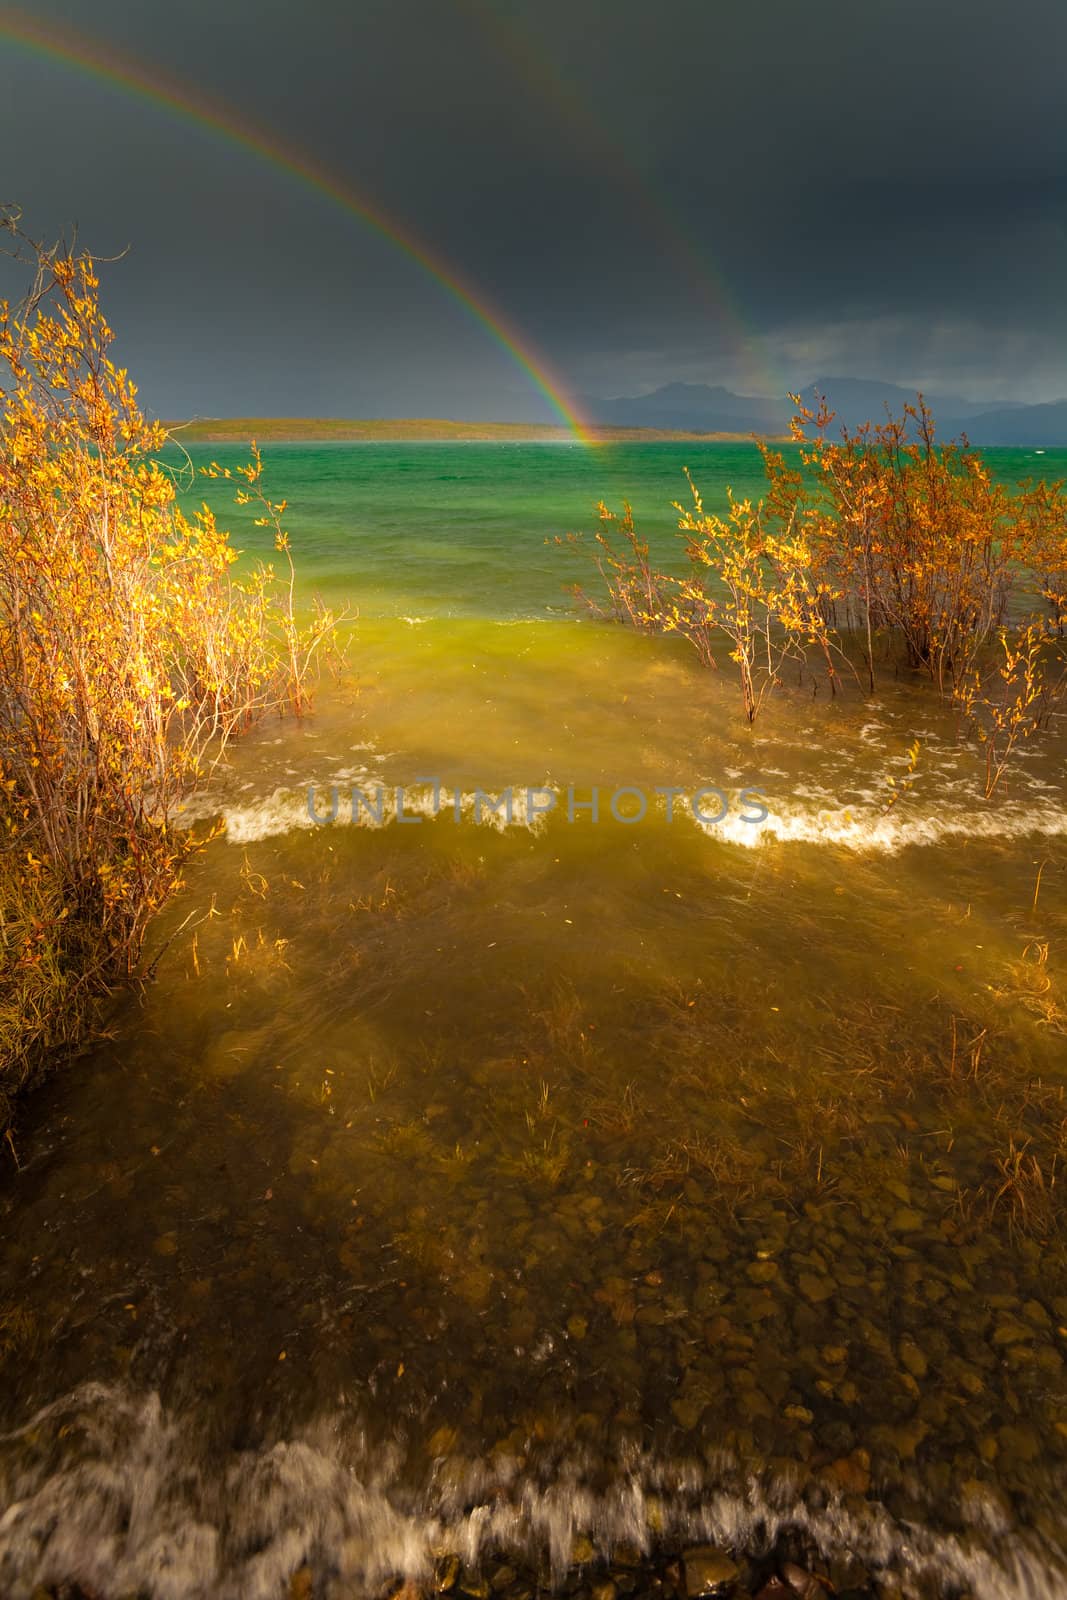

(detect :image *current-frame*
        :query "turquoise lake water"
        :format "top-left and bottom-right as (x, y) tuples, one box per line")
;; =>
(170, 440), (1067, 617)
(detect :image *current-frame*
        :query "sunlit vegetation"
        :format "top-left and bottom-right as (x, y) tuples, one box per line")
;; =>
(0, 214), (339, 1127)
(570, 395), (1067, 782)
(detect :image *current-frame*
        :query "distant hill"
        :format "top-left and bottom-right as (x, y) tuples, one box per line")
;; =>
(798, 376), (1023, 429)
(949, 400), (1067, 448)
(580, 382), (787, 434)
(165, 394), (1067, 449)
(164, 417), (776, 445)
(584, 379), (1066, 446)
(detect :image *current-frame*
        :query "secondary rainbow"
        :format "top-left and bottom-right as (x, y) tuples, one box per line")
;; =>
(0, 6), (595, 445)
(458, 0), (785, 409)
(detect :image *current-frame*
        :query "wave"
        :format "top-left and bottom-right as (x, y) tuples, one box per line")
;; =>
(0, 1384), (1061, 1600)
(707, 798), (1067, 851)
(182, 779), (1067, 854)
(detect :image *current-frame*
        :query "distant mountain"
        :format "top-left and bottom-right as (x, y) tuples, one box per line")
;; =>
(800, 379), (1065, 445)
(583, 378), (1065, 446)
(581, 382), (789, 434)
(951, 400), (1067, 448)
(799, 377), (1024, 430)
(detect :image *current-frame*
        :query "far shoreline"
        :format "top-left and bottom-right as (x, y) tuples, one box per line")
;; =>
(163, 416), (790, 445)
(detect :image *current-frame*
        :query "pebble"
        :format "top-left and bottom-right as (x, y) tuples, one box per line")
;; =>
(992, 1317), (1034, 1344)
(612, 1544), (644, 1568)
(682, 1547), (740, 1595)
(897, 1336), (928, 1378)
(429, 1557), (458, 1592)
(887, 1208), (923, 1232)
(998, 1423), (1040, 1463)
(782, 1564), (822, 1598)
(828, 1448), (872, 1494)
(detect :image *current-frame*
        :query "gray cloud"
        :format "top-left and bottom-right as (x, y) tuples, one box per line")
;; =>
(2, 0), (1064, 416)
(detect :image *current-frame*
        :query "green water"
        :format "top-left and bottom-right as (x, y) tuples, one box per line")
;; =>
(2, 444), (1067, 1600)
(160, 440), (1066, 618)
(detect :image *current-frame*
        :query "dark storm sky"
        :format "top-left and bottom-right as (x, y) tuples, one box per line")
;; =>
(1, 0), (1065, 419)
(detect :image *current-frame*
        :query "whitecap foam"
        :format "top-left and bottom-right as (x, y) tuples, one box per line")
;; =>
(706, 798), (1067, 852)
(0, 1384), (1062, 1600)
(211, 780), (563, 842)
(203, 778), (1067, 855)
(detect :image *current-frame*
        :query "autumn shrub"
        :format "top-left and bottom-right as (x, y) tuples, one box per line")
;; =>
(955, 621), (1067, 797)
(572, 394), (1067, 785)
(0, 216), (338, 1124)
(565, 480), (842, 722)
(759, 396), (1016, 694)
(672, 469), (843, 721)
(1013, 475), (1067, 626)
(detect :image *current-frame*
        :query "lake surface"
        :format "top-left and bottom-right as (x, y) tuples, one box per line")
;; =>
(2, 442), (1067, 1600)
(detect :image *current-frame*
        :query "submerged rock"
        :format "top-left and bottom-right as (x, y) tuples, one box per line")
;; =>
(435, 1554), (461, 1592)
(897, 1335), (928, 1378)
(827, 1448), (872, 1494)
(288, 1569), (314, 1600)
(682, 1546), (740, 1594)
(781, 1565), (823, 1598)
(796, 1272), (833, 1303)
(887, 1208), (923, 1232)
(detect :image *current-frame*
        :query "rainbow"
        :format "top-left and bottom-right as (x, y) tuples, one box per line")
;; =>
(458, 0), (784, 408)
(0, 5), (595, 444)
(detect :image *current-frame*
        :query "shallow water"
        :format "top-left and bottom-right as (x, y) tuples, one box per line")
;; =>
(2, 444), (1067, 1599)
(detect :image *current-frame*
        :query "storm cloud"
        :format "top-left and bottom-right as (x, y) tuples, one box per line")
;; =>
(2, 0), (1064, 417)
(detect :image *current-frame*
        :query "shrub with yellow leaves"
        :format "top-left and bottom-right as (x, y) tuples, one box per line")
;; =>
(672, 468), (842, 723)
(775, 394), (1015, 695)
(0, 213), (340, 1120)
(568, 467), (844, 723)
(571, 394), (1067, 780)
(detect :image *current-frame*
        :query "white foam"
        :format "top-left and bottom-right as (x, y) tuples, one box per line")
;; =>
(216, 780), (560, 842)
(707, 798), (1067, 852)
(0, 1384), (1061, 1600)
(198, 777), (1067, 856)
